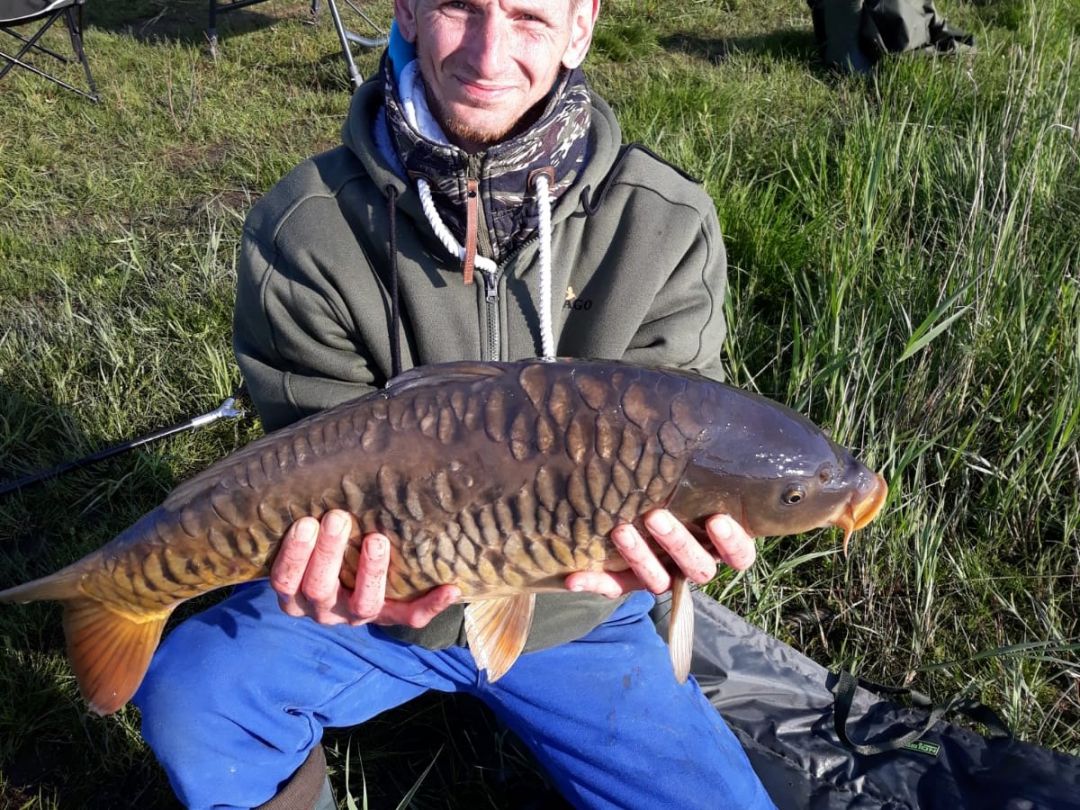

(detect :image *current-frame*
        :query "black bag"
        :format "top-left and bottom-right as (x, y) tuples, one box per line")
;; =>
(806, 0), (974, 72)
(654, 591), (1080, 810)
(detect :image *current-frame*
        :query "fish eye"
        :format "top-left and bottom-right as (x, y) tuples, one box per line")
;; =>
(782, 485), (805, 506)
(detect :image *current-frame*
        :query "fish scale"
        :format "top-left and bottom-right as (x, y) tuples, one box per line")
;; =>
(0, 359), (888, 715)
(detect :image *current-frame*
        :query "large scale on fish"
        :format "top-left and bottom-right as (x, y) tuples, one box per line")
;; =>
(0, 359), (887, 715)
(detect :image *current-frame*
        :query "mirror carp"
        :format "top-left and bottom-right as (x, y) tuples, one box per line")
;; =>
(0, 359), (887, 715)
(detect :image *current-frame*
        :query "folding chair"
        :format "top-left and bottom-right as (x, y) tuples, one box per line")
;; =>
(0, 0), (98, 101)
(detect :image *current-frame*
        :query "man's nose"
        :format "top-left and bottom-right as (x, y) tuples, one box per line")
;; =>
(466, 11), (510, 77)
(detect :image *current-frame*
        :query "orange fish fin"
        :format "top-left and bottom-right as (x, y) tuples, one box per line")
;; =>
(62, 598), (170, 716)
(463, 593), (536, 683)
(667, 575), (694, 683)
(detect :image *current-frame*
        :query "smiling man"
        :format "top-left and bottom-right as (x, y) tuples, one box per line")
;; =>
(133, 2), (776, 809)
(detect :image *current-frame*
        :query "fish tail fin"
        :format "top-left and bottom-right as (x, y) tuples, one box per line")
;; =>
(63, 598), (170, 716)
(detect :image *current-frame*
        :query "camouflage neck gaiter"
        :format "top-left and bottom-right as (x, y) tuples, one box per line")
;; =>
(382, 58), (592, 265)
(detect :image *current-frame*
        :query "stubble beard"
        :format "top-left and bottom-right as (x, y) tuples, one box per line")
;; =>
(427, 90), (516, 151)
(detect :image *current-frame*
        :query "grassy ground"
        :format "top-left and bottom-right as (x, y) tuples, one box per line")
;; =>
(1, 0), (1077, 807)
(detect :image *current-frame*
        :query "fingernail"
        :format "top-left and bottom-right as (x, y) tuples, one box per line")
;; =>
(325, 512), (347, 535)
(297, 520), (318, 544)
(367, 535), (386, 558)
(711, 515), (732, 540)
(570, 584), (585, 592)
(648, 512), (674, 534)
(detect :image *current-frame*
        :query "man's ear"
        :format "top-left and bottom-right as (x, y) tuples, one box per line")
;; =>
(562, 0), (600, 69)
(394, 0), (419, 42)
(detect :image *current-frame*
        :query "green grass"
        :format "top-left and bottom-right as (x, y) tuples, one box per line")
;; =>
(1, 0), (1078, 806)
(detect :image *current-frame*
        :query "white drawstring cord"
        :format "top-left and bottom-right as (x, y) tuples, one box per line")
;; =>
(397, 60), (555, 361)
(534, 173), (555, 361)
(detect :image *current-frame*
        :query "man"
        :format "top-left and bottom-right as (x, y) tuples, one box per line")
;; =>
(135, 2), (776, 808)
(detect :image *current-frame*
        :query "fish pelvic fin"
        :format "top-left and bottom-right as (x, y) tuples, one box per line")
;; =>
(667, 575), (694, 683)
(464, 593), (536, 683)
(63, 598), (170, 716)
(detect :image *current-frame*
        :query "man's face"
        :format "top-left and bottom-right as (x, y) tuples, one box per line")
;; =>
(395, 0), (598, 152)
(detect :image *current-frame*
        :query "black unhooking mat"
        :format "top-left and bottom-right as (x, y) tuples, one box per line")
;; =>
(655, 592), (1080, 810)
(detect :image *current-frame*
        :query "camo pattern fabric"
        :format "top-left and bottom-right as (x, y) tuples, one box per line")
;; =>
(383, 59), (592, 264)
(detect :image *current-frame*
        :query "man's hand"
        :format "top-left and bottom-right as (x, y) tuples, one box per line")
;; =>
(271, 509), (460, 628)
(564, 510), (756, 598)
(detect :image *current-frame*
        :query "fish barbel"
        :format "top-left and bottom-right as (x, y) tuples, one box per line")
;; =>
(0, 359), (887, 715)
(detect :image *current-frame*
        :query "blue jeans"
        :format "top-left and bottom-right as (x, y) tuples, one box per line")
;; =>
(135, 584), (776, 810)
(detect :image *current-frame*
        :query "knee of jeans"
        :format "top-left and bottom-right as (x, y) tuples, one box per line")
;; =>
(133, 621), (243, 754)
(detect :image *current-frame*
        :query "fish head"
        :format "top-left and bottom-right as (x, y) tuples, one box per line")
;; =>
(674, 388), (888, 550)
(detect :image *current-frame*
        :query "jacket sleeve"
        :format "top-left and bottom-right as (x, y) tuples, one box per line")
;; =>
(620, 203), (728, 382)
(233, 226), (380, 433)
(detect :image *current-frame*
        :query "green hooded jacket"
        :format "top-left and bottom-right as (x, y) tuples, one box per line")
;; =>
(232, 75), (729, 653)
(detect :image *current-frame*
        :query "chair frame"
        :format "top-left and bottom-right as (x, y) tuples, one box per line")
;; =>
(206, 0), (385, 90)
(0, 0), (99, 102)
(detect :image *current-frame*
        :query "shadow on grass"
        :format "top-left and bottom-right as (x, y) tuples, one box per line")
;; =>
(83, 0), (311, 49)
(661, 29), (820, 67)
(327, 693), (571, 809)
(0, 384), (186, 808)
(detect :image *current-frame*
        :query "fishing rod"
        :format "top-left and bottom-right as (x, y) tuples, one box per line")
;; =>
(0, 395), (247, 499)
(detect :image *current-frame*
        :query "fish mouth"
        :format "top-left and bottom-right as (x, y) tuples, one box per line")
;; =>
(833, 473), (889, 556)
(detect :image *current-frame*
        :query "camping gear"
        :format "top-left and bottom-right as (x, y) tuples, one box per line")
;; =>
(806, 0), (974, 72)
(0, 0), (97, 101)
(655, 590), (1080, 809)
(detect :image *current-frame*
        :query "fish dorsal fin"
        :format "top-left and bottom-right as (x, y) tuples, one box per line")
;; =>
(667, 575), (694, 683)
(386, 361), (506, 393)
(463, 593), (536, 682)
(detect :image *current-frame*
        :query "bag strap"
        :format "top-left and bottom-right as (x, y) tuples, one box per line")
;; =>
(831, 670), (1012, 756)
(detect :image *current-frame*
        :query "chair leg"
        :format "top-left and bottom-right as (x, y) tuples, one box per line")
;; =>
(0, 13), (62, 81)
(65, 5), (98, 102)
(0, 8), (99, 101)
(207, 0), (219, 59)
(325, 0), (362, 91)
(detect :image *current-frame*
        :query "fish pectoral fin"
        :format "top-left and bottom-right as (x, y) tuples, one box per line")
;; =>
(63, 597), (171, 716)
(463, 594), (536, 683)
(667, 575), (695, 683)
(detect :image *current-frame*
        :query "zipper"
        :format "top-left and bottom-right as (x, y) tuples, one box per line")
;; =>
(481, 267), (500, 361)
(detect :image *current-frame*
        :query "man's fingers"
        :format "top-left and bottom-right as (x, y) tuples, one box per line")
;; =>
(271, 517), (319, 617)
(300, 510), (353, 614)
(565, 569), (642, 599)
(643, 509), (717, 585)
(348, 533), (390, 620)
(610, 523), (671, 594)
(706, 514), (757, 571)
(378, 585), (460, 629)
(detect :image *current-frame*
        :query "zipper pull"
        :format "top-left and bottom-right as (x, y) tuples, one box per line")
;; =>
(481, 268), (499, 302)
